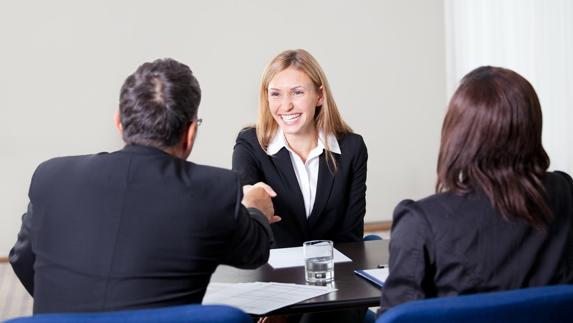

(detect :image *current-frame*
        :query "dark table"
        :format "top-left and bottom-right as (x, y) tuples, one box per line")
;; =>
(211, 239), (389, 315)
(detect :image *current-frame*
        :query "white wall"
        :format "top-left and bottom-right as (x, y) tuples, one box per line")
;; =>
(445, 0), (573, 174)
(0, 0), (447, 256)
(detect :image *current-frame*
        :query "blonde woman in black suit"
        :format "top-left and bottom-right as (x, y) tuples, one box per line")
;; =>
(233, 49), (368, 323)
(233, 49), (368, 249)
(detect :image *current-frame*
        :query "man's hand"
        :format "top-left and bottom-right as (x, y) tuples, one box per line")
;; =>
(242, 182), (281, 224)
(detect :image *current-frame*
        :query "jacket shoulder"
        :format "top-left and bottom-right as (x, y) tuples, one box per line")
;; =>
(236, 127), (257, 142)
(186, 163), (241, 201)
(234, 127), (264, 157)
(339, 132), (364, 145)
(543, 171), (573, 212)
(394, 192), (467, 224)
(338, 132), (366, 152)
(546, 171), (573, 191)
(190, 163), (238, 182)
(34, 152), (109, 176)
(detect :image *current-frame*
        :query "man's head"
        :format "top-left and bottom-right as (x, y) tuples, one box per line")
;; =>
(116, 58), (201, 158)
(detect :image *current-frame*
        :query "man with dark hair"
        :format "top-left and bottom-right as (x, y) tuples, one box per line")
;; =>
(9, 58), (279, 314)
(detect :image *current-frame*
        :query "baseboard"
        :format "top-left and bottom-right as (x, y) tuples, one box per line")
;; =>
(364, 221), (392, 232)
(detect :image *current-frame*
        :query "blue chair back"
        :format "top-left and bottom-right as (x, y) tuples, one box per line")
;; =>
(363, 234), (383, 241)
(5, 304), (251, 323)
(377, 284), (573, 323)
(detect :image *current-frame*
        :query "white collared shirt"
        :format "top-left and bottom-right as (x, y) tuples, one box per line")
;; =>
(266, 129), (341, 218)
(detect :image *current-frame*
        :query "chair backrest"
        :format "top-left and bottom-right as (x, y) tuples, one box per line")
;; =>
(363, 234), (383, 241)
(377, 284), (573, 323)
(5, 304), (251, 323)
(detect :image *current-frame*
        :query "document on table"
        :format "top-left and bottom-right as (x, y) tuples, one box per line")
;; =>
(203, 282), (336, 315)
(354, 267), (389, 288)
(268, 246), (352, 269)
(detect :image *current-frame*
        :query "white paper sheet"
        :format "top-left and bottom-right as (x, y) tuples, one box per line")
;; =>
(203, 282), (336, 315)
(268, 246), (352, 269)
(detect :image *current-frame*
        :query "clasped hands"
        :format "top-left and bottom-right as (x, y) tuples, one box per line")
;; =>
(241, 182), (281, 224)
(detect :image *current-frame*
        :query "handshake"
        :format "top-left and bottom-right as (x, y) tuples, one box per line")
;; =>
(241, 182), (282, 224)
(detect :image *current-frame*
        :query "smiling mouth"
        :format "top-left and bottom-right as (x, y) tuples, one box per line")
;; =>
(280, 113), (302, 123)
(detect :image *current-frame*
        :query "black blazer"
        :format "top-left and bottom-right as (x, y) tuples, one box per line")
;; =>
(380, 171), (573, 313)
(232, 128), (367, 248)
(9, 144), (273, 314)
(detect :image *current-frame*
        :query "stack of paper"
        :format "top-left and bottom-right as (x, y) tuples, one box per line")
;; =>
(203, 282), (336, 315)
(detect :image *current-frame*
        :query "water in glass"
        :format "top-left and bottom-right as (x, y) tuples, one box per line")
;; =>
(305, 256), (334, 283)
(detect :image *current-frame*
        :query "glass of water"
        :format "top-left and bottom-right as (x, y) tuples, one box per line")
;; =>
(303, 240), (334, 284)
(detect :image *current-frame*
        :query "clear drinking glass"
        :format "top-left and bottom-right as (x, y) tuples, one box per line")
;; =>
(303, 240), (334, 284)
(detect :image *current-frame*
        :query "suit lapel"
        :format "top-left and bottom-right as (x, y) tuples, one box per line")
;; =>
(271, 149), (309, 235)
(307, 154), (337, 229)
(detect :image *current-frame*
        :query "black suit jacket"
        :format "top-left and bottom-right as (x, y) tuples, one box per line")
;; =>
(232, 128), (367, 248)
(380, 171), (573, 314)
(9, 144), (273, 314)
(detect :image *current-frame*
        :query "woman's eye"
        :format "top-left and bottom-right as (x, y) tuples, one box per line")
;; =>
(293, 90), (304, 96)
(269, 92), (280, 97)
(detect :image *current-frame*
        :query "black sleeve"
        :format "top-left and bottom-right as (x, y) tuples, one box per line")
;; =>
(222, 176), (274, 269)
(232, 130), (263, 186)
(379, 199), (434, 315)
(333, 136), (368, 242)
(9, 203), (36, 296)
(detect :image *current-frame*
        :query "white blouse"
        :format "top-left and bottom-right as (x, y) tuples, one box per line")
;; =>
(266, 129), (341, 218)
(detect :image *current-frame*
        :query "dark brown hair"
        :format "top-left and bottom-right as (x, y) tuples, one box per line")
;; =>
(119, 58), (201, 148)
(437, 66), (551, 227)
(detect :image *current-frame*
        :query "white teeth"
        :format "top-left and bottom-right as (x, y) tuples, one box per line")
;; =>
(281, 113), (301, 121)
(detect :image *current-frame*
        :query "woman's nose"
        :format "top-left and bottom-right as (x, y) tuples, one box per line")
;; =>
(281, 96), (293, 110)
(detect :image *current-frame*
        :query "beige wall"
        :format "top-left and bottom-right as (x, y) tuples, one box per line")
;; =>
(0, 0), (446, 255)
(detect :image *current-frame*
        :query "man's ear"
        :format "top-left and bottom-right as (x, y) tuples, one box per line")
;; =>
(182, 121), (198, 157)
(114, 111), (123, 134)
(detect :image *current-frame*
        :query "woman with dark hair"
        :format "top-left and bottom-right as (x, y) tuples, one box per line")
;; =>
(379, 66), (573, 314)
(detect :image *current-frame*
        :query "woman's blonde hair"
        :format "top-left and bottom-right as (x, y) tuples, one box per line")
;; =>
(256, 49), (352, 171)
